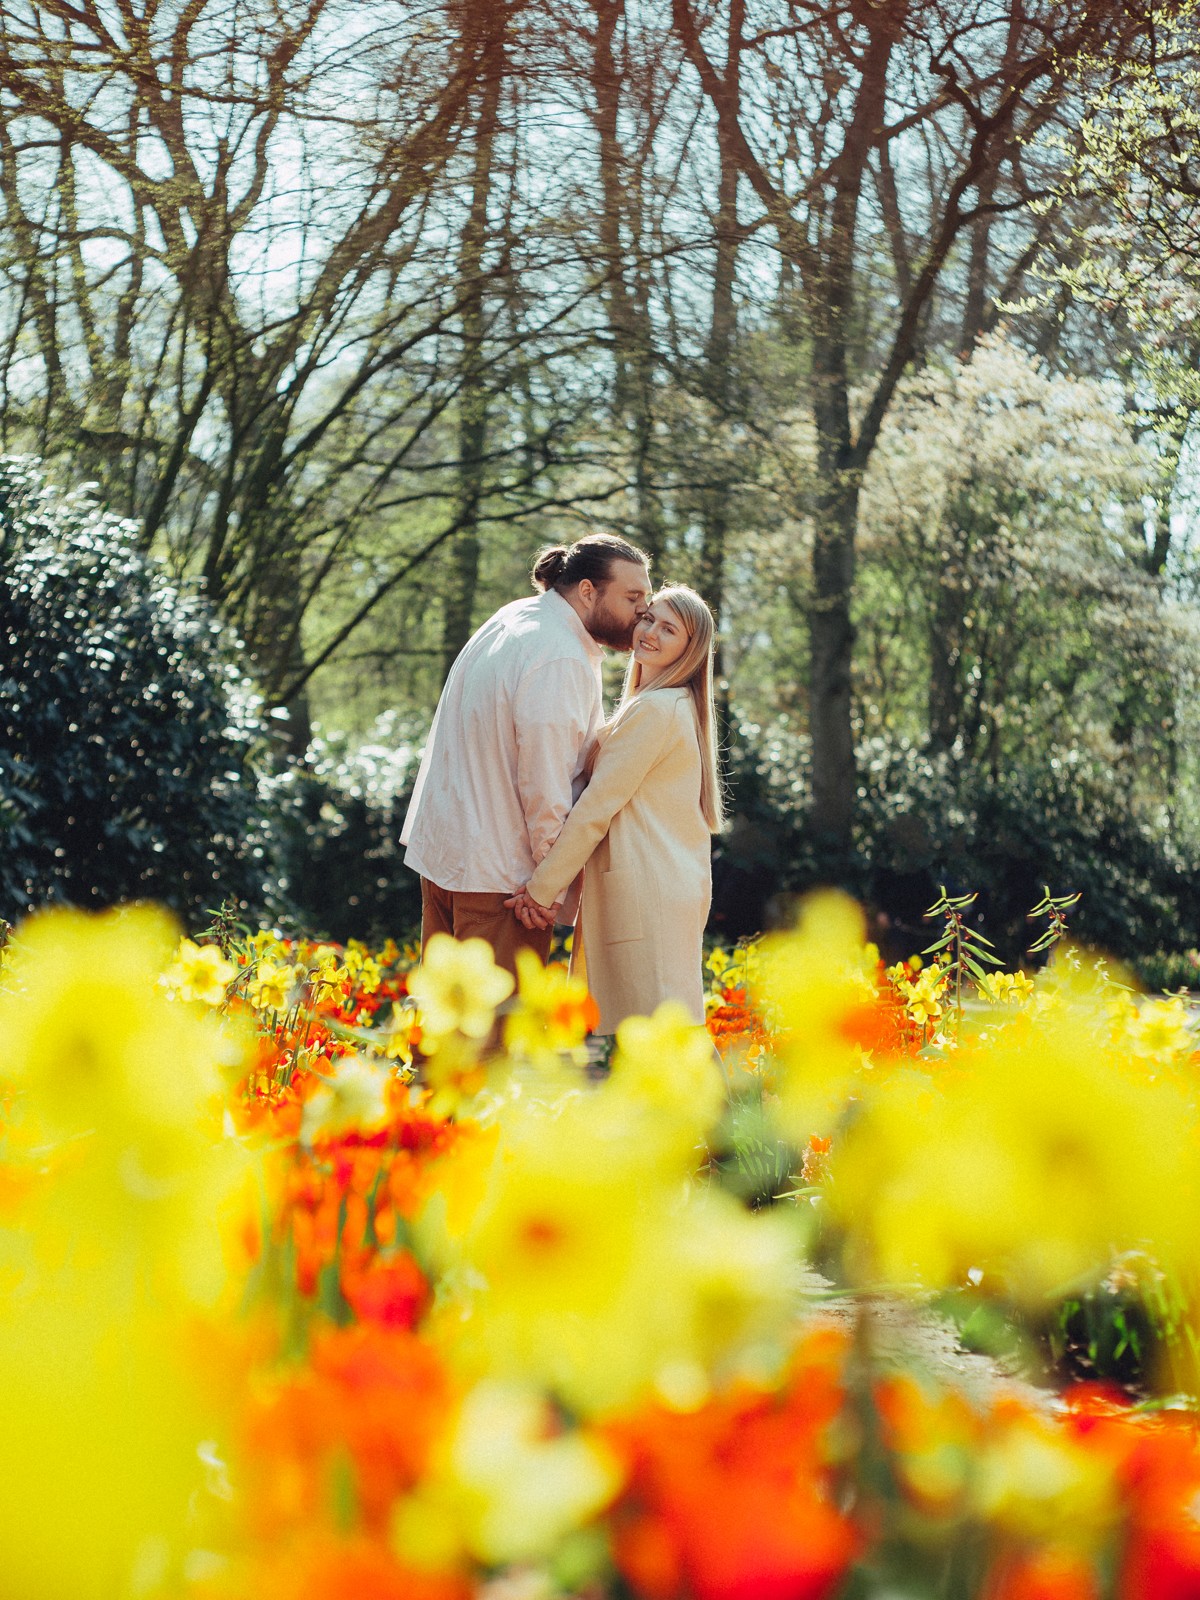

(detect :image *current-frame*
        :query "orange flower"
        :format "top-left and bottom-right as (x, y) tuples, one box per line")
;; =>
(1118, 1420), (1200, 1599)
(982, 1548), (1101, 1600)
(341, 1251), (428, 1331)
(242, 1323), (452, 1539)
(605, 1330), (857, 1600)
(224, 1534), (471, 1600)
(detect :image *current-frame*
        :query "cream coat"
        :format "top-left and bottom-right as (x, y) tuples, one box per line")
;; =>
(526, 686), (711, 1035)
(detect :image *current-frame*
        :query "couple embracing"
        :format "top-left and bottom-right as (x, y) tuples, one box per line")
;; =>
(401, 533), (723, 1040)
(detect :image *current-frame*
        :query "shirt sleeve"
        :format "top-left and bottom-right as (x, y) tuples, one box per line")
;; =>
(513, 655), (601, 869)
(525, 694), (675, 908)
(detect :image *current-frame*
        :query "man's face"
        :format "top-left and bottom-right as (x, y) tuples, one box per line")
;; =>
(584, 560), (652, 650)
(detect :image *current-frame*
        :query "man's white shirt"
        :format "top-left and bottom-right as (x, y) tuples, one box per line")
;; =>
(400, 589), (604, 892)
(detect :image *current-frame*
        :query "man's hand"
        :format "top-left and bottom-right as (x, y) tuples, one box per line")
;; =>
(504, 888), (562, 930)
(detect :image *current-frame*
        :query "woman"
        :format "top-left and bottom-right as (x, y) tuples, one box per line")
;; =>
(509, 585), (724, 1036)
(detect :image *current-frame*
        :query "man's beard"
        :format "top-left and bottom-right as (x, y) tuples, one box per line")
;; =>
(586, 594), (637, 651)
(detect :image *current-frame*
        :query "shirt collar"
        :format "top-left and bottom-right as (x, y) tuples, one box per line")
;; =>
(545, 588), (604, 663)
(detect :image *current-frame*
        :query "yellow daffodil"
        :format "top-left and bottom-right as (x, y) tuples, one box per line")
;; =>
(160, 936), (236, 1007)
(383, 1001), (422, 1066)
(301, 1055), (390, 1144)
(978, 970), (1035, 1006)
(0, 908), (253, 1600)
(756, 891), (881, 1138)
(1, 907), (240, 1153)
(246, 958), (297, 1013)
(424, 1089), (794, 1413)
(408, 934), (514, 1042)
(1128, 995), (1195, 1061)
(829, 987), (1200, 1299)
(356, 955), (383, 994)
(609, 1001), (726, 1156)
(504, 949), (596, 1065)
(391, 1382), (621, 1570)
(706, 947), (731, 978)
(972, 1404), (1117, 1546)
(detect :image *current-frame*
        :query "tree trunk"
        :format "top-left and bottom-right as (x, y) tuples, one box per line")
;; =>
(441, 41), (506, 681)
(591, 0), (665, 565)
(808, 467), (860, 843)
(697, 0), (743, 700)
(927, 556), (968, 751)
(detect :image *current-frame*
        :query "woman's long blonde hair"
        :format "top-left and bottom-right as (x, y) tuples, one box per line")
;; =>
(621, 584), (725, 832)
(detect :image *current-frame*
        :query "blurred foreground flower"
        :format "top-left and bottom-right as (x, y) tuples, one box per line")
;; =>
(0, 907), (251, 1600)
(392, 1381), (620, 1570)
(408, 934), (514, 1043)
(756, 891), (890, 1138)
(829, 972), (1200, 1298)
(504, 947), (598, 1065)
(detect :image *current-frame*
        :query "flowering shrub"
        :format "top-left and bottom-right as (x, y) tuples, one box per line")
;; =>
(3, 898), (1200, 1599)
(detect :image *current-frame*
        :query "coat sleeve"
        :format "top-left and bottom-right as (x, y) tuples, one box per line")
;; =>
(525, 694), (674, 908)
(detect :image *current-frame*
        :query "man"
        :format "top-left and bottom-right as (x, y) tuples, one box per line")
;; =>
(401, 533), (652, 971)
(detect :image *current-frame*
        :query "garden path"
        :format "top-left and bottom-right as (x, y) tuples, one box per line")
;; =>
(797, 1269), (1058, 1413)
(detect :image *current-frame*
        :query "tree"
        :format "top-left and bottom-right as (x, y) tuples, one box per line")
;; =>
(1022, 5), (1200, 576)
(669, 0), (1151, 844)
(0, 0), (543, 732)
(857, 335), (1188, 783)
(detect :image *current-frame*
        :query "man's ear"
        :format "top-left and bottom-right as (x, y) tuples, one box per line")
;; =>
(576, 578), (595, 607)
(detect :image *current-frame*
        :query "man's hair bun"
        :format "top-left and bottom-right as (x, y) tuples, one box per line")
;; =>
(531, 533), (649, 594)
(531, 545), (570, 590)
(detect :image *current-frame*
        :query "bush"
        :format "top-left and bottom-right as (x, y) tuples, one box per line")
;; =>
(271, 713), (426, 945)
(0, 456), (283, 922)
(716, 717), (1200, 971)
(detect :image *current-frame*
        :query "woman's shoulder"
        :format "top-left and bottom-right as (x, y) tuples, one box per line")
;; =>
(613, 686), (690, 728)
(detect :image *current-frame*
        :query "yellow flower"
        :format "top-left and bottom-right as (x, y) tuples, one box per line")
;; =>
(905, 984), (944, 1027)
(0, 906), (253, 1301)
(1129, 995), (1195, 1061)
(422, 1033), (490, 1117)
(247, 928), (286, 962)
(706, 947), (731, 978)
(408, 934), (514, 1042)
(356, 955), (383, 995)
(307, 943), (346, 984)
(160, 937), (236, 1007)
(391, 1382), (621, 1570)
(383, 1001), (422, 1065)
(756, 891), (880, 1138)
(301, 1055), (390, 1143)
(972, 1404), (1117, 1545)
(1, 908), (239, 1154)
(0, 1261), (221, 1600)
(246, 958), (297, 1013)
(504, 949), (596, 1065)
(609, 1001), (726, 1157)
(829, 987), (1200, 1299)
(424, 1090), (794, 1413)
(978, 970), (1035, 1006)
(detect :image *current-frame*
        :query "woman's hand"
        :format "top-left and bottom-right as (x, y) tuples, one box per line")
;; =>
(504, 888), (562, 930)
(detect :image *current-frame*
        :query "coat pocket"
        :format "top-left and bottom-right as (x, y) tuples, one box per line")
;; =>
(598, 867), (643, 944)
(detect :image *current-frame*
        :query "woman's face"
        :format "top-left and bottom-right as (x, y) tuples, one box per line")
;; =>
(632, 599), (689, 684)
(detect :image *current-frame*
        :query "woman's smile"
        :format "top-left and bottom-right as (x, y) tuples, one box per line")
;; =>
(633, 601), (689, 683)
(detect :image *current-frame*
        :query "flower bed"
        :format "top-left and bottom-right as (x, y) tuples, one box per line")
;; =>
(1, 895), (1199, 1599)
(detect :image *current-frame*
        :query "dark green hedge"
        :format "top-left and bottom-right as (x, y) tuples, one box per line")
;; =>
(715, 720), (1200, 972)
(0, 457), (282, 923)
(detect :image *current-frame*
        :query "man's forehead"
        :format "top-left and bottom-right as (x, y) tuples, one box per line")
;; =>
(608, 559), (651, 593)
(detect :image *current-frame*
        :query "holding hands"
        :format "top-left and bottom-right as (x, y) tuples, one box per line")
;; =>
(505, 887), (562, 931)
